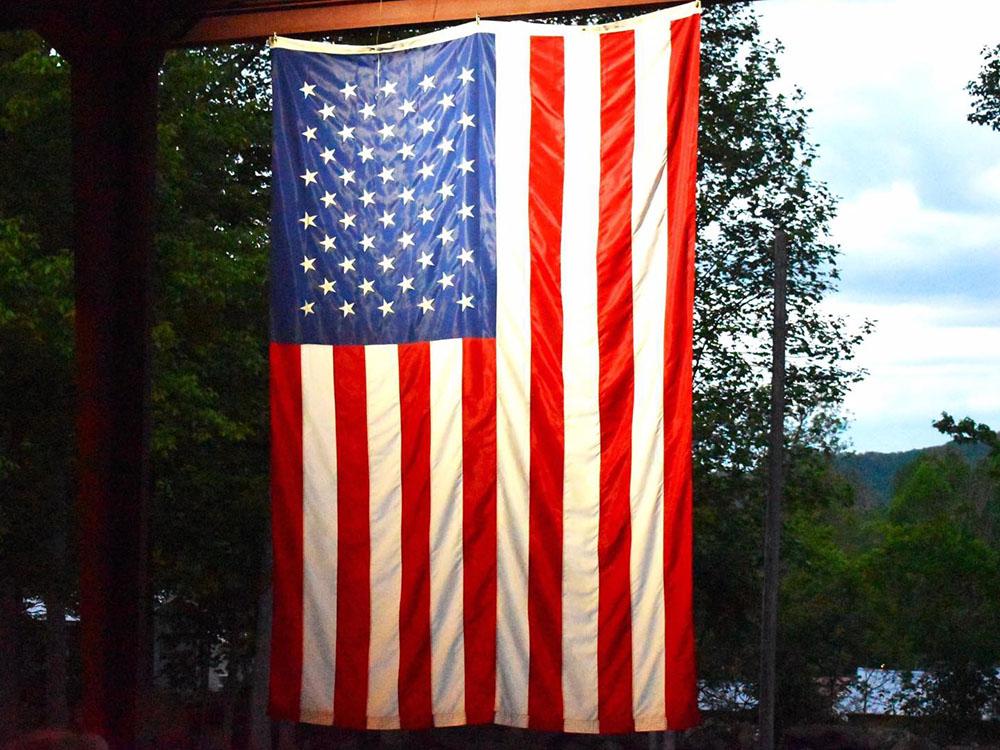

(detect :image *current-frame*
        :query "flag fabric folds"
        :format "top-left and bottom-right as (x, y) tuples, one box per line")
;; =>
(268, 3), (701, 734)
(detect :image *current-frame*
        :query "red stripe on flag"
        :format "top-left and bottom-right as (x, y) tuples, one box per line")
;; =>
(596, 29), (636, 734)
(269, 343), (304, 720)
(397, 343), (434, 727)
(462, 338), (498, 724)
(332, 346), (371, 728)
(664, 14), (700, 731)
(527, 34), (566, 733)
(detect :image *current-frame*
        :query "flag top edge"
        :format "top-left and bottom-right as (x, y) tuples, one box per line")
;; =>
(270, 1), (700, 55)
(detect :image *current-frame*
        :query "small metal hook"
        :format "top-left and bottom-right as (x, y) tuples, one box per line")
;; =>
(268, 32), (278, 47)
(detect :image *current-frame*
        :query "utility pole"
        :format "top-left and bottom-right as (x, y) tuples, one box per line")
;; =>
(759, 230), (788, 750)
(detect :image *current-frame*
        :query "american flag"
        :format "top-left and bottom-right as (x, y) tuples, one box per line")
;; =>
(269, 3), (700, 734)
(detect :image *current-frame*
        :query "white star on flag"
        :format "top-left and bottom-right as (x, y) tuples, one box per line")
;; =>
(300, 300), (315, 315)
(338, 300), (355, 317)
(457, 293), (475, 310)
(436, 137), (454, 155)
(299, 81), (315, 98)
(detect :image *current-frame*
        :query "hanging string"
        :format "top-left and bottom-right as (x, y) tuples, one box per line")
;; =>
(375, 0), (385, 87)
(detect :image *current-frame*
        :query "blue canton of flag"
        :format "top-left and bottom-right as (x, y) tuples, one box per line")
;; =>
(271, 34), (497, 345)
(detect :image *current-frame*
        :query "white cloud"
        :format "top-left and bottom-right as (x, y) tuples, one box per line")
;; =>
(755, 1), (1000, 451)
(826, 300), (1000, 452)
(832, 180), (1000, 263)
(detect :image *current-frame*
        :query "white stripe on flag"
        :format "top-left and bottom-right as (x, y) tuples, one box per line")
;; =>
(428, 338), (467, 723)
(559, 31), (604, 733)
(494, 29), (533, 727)
(365, 344), (403, 728)
(629, 19), (671, 728)
(300, 344), (338, 725)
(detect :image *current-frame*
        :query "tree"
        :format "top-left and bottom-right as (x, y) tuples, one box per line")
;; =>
(688, 7), (871, 720)
(858, 421), (1000, 735)
(0, 33), (74, 735)
(968, 43), (1000, 131)
(150, 44), (272, 743)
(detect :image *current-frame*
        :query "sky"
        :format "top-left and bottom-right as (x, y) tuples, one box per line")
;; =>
(755, 0), (1000, 453)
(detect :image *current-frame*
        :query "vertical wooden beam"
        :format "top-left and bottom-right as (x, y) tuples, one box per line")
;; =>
(759, 230), (787, 750)
(71, 39), (162, 750)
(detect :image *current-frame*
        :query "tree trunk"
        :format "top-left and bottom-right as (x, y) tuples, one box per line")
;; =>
(220, 661), (239, 750)
(45, 506), (70, 728)
(45, 593), (70, 727)
(0, 583), (23, 743)
(248, 544), (273, 750)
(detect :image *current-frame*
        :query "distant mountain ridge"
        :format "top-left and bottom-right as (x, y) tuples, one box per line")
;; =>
(836, 441), (989, 507)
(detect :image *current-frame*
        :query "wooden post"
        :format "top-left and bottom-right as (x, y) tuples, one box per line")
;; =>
(69, 37), (162, 750)
(759, 230), (787, 750)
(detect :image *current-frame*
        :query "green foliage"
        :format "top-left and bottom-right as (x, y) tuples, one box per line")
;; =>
(695, 5), (871, 473)
(150, 44), (272, 689)
(968, 43), (1000, 131)
(0, 34), (74, 602)
(855, 421), (1000, 731)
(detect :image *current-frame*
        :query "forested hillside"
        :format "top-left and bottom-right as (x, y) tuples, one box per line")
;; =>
(837, 441), (989, 507)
